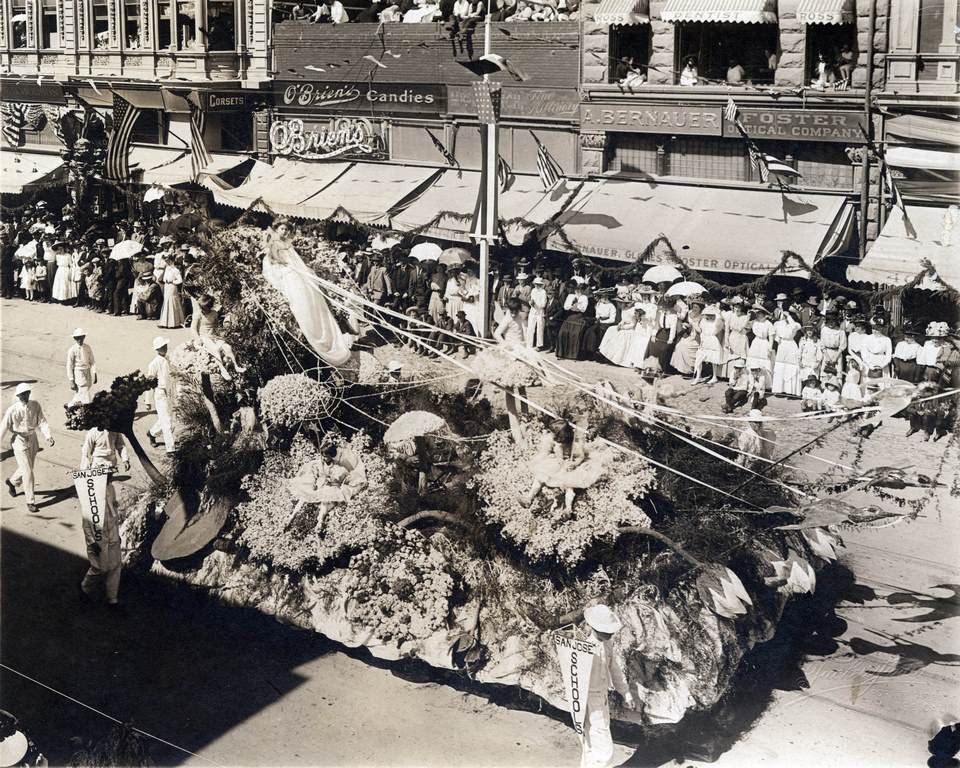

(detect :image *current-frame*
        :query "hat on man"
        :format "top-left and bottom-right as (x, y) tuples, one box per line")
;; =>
(35, 200), (47, 208)
(516, 272), (529, 281)
(774, 292), (788, 302)
(158, 236), (174, 245)
(14, 383), (32, 396)
(747, 409), (765, 421)
(533, 276), (544, 285)
(729, 358), (746, 369)
(845, 300), (859, 310)
(71, 327), (86, 338)
(806, 295), (820, 306)
(95, 237), (107, 245)
(387, 360), (403, 373)
(583, 604), (622, 634)
(152, 336), (170, 350)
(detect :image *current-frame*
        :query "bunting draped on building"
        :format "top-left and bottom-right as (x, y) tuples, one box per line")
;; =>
(188, 101), (212, 182)
(531, 130), (563, 190)
(105, 92), (141, 181)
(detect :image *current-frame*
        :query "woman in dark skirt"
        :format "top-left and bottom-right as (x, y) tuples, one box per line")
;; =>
(556, 283), (590, 360)
(646, 296), (680, 373)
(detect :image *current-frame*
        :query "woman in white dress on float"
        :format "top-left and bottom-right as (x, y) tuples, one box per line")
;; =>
(693, 304), (725, 384)
(745, 304), (775, 384)
(771, 308), (802, 396)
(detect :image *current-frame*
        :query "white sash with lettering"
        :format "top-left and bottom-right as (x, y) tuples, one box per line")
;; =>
(553, 631), (596, 741)
(72, 467), (111, 543)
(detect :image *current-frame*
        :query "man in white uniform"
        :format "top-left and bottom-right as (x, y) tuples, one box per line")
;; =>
(1, 383), (55, 513)
(66, 327), (96, 405)
(527, 277), (548, 350)
(581, 604), (634, 768)
(147, 336), (176, 453)
(79, 427), (130, 608)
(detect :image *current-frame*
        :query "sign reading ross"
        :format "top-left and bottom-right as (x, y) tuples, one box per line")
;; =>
(269, 117), (387, 161)
(447, 86), (579, 119)
(725, 109), (866, 143)
(580, 104), (723, 135)
(275, 81), (445, 116)
(553, 632), (597, 740)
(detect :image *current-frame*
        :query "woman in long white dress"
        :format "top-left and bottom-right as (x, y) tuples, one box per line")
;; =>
(771, 310), (802, 396)
(746, 304), (775, 378)
(599, 302), (640, 367)
(444, 269), (464, 321)
(262, 221), (353, 367)
(461, 266), (482, 335)
(51, 246), (78, 302)
(157, 256), (185, 328)
(694, 304), (725, 384)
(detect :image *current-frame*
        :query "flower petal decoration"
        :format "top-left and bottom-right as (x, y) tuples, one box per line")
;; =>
(697, 564), (752, 620)
(802, 527), (841, 562)
(383, 410), (447, 444)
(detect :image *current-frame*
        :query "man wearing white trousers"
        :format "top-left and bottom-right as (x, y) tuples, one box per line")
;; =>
(1, 383), (55, 513)
(580, 604), (635, 768)
(66, 327), (97, 406)
(79, 427), (130, 608)
(526, 276), (547, 350)
(147, 336), (176, 453)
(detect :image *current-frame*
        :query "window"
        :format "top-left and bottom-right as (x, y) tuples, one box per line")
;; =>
(175, 0), (198, 48)
(806, 24), (857, 87)
(40, 0), (58, 47)
(157, 0), (173, 48)
(675, 23), (778, 86)
(206, 0), (236, 50)
(131, 110), (165, 143)
(220, 112), (252, 151)
(11, 1), (27, 48)
(123, 0), (141, 48)
(608, 134), (659, 174)
(608, 25), (650, 85)
(917, 0), (945, 53)
(92, 0), (111, 47)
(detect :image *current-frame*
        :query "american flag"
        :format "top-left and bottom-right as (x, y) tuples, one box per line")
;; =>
(878, 146), (916, 239)
(189, 102), (212, 182)
(0, 103), (26, 147)
(531, 131), (562, 190)
(497, 153), (514, 192)
(723, 96), (738, 123)
(105, 92), (141, 181)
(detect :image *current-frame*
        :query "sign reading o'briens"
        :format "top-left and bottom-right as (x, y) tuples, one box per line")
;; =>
(274, 81), (446, 116)
(269, 116), (388, 161)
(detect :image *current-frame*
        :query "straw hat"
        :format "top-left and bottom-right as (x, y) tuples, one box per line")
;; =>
(71, 327), (86, 338)
(774, 292), (788, 302)
(926, 321), (949, 338)
(729, 358), (746, 369)
(152, 336), (170, 350)
(747, 409), (765, 421)
(533, 276), (544, 285)
(584, 604), (622, 634)
(751, 303), (769, 315)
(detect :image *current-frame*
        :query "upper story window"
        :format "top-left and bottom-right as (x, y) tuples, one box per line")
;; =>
(674, 22), (778, 86)
(806, 25), (857, 87)
(175, 0), (199, 49)
(11, 1), (28, 48)
(123, 0), (143, 48)
(206, 0), (236, 50)
(917, 0), (945, 53)
(40, 0), (59, 48)
(608, 24), (651, 85)
(92, 0), (113, 48)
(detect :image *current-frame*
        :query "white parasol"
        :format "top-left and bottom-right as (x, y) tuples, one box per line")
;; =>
(110, 239), (145, 260)
(143, 185), (166, 203)
(666, 281), (708, 297)
(372, 234), (401, 252)
(15, 240), (37, 259)
(410, 242), (442, 262)
(439, 246), (472, 266)
(642, 265), (683, 284)
(383, 410), (447, 444)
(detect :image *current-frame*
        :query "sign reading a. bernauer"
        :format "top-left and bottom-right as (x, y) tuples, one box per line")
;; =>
(275, 81), (445, 116)
(725, 109), (866, 142)
(580, 104), (722, 135)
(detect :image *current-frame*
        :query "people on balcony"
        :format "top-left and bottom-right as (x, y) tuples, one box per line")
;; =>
(726, 57), (747, 85)
(680, 57), (698, 86)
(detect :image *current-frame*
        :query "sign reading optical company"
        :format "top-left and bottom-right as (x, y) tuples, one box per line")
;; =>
(275, 81), (445, 116)
(269, 117), (388, 161)
(580, 103), (723, 135)
(724, 109), (866, 143)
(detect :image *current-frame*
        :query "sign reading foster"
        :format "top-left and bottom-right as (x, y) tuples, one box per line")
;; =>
(725, 109), (866, 143)
(276, 81), (445, 117)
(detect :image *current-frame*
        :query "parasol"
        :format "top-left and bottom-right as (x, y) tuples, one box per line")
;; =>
(143, 185), (166, 203)
(410, 242), (442, 262)
(372, 234), (401, 252)
(642, 265), (682, 284)
(383, 410), (447, 444)
(439, 246), (472, 266)
(14, 241), (37, 259)
(666, 281), (707, 297)
(110, 239), (144, 260)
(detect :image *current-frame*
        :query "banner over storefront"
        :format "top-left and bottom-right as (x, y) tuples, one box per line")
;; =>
(274, 81), (446, 117)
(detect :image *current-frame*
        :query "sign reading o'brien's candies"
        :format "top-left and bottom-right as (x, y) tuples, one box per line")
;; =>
(274, 81), (446, 117)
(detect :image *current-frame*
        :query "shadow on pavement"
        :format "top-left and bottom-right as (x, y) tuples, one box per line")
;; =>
(1, 529), (337, 766)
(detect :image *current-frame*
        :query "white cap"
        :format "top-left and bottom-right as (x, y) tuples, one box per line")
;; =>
(583, 604), (622, 634)
(15, 382), (32, 396)
(152, 336), (170, 350)
(748, 409), (764, 421)
(0, 729), (29, 766)
(516, 272), (529, 280)
(533, 277), (544, 285)
(72, 327), (86, 337)
(387, 360), (403, 373)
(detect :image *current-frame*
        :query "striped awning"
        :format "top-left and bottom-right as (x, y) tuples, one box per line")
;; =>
(594, 0), (649, 25)
(0, 151), (65, 195)
(660, 0), (776, 23)
(796, 0), (855, 24)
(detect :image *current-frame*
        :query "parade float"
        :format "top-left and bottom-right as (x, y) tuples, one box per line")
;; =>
(81, 223), (932, 732)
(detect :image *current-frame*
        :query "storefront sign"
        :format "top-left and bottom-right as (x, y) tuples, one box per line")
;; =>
(447, 86), (579, 120)
(0, 80), (66, 104)
(269, 117), (387, 161)
(725, 109), (866, 143)
(198, 91), (257, 112)
(275, 81), (445, 116)
(580, 104), (722, 135)
(558, 241), (801, 275)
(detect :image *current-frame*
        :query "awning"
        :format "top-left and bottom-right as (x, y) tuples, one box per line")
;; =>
(660, 0), (776, 23)
(885, 114), (960, 147)
(0, 151), (66, 194)
(213, 159), (440, 224)
(594, 0), (649, 25)
(847, 206), (960, 289)
(796, 0), (855, 24)
(886, 146), (960, 172)
(390, 171), (582, 246)
(128, 146), (250, 187)
(536, 179), (855, 275)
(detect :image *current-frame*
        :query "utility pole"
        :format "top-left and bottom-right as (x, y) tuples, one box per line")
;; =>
(859, 0), (877, 259)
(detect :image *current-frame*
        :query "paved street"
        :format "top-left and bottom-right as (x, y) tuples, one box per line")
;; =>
(2, 297), (958, 767)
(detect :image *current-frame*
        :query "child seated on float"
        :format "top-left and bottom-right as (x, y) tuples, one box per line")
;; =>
(840, 368), (863, 408)
(800, 374), (822, 412)
(821, 375), (841, 417)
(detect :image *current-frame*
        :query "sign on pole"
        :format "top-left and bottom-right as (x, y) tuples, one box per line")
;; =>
(72, 466), (112, 543)
(553, 631), (597, 740)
